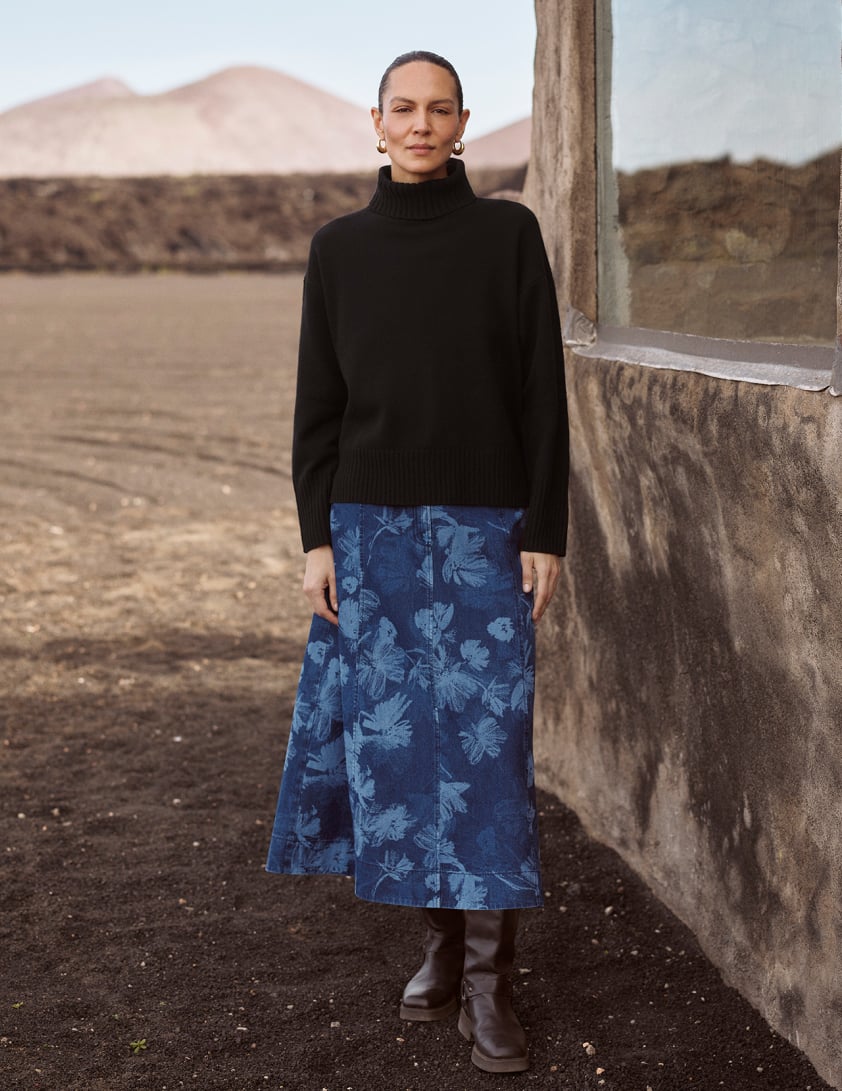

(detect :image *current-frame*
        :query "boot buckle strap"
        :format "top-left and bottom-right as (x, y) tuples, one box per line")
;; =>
(462, 973), (513, 999)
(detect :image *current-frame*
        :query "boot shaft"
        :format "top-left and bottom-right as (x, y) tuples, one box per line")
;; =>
(421, 907), (465, 953)
(459, 909), (528, 1073)
(462, 909), (520, 978)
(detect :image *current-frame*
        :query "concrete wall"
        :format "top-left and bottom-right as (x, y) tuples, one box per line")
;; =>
(527, 2), (842, 1086)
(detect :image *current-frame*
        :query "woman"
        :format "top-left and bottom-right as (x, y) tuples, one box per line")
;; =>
(266, 50), (569, 1075)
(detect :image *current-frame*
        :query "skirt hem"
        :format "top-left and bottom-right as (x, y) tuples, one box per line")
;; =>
(264, 849), (543, 911)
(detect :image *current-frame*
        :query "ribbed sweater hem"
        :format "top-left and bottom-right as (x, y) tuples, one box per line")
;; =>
(329, 447), (529, 508)
(297, 448), (568, 555)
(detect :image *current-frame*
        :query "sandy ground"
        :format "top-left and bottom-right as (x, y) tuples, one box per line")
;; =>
(0, 273), (829, 1090)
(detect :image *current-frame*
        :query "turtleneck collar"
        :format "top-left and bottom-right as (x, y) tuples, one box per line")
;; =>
(368, 158), (476, 220)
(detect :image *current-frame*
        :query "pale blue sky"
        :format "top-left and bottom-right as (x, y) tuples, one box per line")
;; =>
(611, 0), (840, 168)
(0, 0), (537, 137)
(3, 1), (838, 162)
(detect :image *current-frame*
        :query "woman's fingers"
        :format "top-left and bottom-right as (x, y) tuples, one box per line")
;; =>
(307, 586), (338, 624)
(326, 567), (338, 614)
(530, 561), (554, 621)
(303, 545), (339, 626)
(520, 551), (561, 623)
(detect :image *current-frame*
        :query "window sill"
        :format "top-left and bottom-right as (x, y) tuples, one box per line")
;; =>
(565, 313), (835, 392)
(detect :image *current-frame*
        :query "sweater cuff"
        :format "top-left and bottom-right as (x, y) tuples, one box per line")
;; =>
(299, 512), (333, 553)
(521, 503), (568, 557)
(296, 476), (334, 553)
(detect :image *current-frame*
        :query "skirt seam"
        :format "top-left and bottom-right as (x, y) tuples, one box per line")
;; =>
(347, 502), (364, 836)
(508, 520), (534, 766)
(285, 628), (336, 866)
(424, 504), (442, 902)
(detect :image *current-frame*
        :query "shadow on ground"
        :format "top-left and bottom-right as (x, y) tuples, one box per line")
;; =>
(2, 673), (828, 1090)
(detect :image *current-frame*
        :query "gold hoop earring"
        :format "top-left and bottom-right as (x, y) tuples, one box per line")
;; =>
(452, 139), (465, 156)
(377, 137), (387, 154)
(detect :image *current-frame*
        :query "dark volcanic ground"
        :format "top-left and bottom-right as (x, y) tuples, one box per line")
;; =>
(0, 273), (830, 1090)
(0, 167), (526, 274)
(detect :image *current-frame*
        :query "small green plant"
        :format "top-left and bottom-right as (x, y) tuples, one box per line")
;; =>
(12, 1001), (24, 1009)
(129, 1038), (148, 1055)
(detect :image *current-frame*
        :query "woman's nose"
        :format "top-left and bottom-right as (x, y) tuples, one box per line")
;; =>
(413, 114), (431, 132)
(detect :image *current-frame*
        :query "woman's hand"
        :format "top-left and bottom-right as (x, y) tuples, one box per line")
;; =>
(302, 544), (339, 625)
(519, 551), (561, 623)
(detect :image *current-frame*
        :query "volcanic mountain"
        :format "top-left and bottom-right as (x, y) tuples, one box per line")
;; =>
(0, 66), (377, 177)
(0, 66), (531, 178)
(467, 117), (531, 168)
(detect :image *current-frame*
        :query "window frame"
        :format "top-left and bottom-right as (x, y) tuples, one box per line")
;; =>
(525, 0), (842, 396)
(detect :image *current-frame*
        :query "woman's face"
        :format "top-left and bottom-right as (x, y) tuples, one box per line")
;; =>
(371, 61), (469, 184)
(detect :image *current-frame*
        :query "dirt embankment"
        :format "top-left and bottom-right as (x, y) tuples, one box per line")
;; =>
(619, 150), (840, 266)
(0, 167), (526, 274)
(3, 149), (837, 341)
(617, 148), (840, 340)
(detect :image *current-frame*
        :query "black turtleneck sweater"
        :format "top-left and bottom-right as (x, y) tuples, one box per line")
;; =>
(292, 159), (569, 555)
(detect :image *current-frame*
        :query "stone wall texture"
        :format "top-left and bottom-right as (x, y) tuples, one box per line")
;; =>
(528, 2), (842, 1087)
(524, 0), (597, 321)
(536, 360), (842, 1085)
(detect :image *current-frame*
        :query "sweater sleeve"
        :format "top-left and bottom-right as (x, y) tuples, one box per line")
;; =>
(518, 227), (570, 556)
(291, 240), (348, 552)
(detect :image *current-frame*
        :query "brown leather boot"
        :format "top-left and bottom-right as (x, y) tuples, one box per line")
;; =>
(399, 908), (465, 1021)
(458, 909), (529, 1073)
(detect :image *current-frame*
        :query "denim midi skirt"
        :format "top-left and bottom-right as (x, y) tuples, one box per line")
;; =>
(265, 503), (543, 910)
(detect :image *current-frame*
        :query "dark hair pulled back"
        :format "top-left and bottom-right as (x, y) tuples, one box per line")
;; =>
(377, 50), (464, 113)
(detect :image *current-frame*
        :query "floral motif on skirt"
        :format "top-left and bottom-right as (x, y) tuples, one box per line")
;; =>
(265, 503), (542, 909)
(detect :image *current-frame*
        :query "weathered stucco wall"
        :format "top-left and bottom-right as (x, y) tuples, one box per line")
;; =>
(535, 361), (842, 1084)
(527, 2), (842, 1087)
(524, 0), (597, 322)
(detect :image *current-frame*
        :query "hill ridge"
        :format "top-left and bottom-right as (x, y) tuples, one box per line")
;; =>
(0, 66), (530, 177)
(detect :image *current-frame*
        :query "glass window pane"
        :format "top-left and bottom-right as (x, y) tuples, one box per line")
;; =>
(599, 0), (841, 344)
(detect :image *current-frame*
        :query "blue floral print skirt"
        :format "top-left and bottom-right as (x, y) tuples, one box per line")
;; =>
(265, 503), (543, 910)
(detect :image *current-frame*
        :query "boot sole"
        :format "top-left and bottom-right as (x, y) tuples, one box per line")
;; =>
(399, 996), (459, 1022)
(458, 1008), (529, 1073)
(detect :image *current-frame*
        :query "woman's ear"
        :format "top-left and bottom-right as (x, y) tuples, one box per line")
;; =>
(371, 106), (384, 138)
(457, 107), (471, 141)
